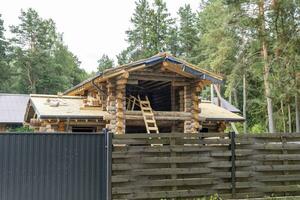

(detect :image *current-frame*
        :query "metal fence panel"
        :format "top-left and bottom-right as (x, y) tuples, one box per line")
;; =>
(0, 133), (108, 200)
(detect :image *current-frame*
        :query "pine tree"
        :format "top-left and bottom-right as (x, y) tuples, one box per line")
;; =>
(125, 0), (153, 61)
(97, 54), (114, 72)
(118, 0), (174, 63)
(10, 8), (86, 94)
(177, 4), (198, 59)
(149, 0), (174, 53)
(0, 14), (10, 92)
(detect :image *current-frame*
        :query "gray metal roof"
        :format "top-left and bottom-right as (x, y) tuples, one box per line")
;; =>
(0, 94), (29, 123)
(213, 97), (241, 113)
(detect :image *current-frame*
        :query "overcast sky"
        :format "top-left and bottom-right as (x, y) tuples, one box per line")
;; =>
(0, 0), (199, 72)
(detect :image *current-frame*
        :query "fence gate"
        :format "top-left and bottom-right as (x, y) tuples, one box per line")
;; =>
(0, 132), (111, 200)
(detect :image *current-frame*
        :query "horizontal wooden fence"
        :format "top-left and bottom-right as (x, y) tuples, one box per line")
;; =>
(111, 132), (300, 199)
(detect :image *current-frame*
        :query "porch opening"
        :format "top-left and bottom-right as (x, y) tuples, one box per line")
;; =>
(126, 80), (184, 111)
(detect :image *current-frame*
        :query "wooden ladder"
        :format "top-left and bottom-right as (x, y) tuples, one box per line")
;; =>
(138, 95), (159, 134)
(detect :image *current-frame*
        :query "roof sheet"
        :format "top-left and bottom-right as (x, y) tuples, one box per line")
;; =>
(29, 95), (243, 122)
(200, 101), (244, 122)
(213, 97), (241, 113)
(0, 94), (29, 123)
(30, 94), (108, 119)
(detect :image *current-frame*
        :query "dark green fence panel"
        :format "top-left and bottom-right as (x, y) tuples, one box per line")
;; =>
(0, 132), (110, 200)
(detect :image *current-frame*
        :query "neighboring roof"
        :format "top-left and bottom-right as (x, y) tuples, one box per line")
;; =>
(29, 94), (108, 119)
(213, 97), (241, 113)
(0, 93), (29, 124)
(200, 101), (244, 122)
(64, 52), (223, 95)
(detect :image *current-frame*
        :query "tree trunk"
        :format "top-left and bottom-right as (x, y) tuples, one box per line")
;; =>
(233, 88), (239, 108)
(258, 0), (275, 133)
(280, 100), (286, 133)
(210, 84), (214, 104)
(296, 73), (300, 132)
(288, 103), (292, 133)
(243, 74), (247, 134)
(296, 93), (300, 132)
(229, 90), (232, 104)
(26, 63), (36, 94)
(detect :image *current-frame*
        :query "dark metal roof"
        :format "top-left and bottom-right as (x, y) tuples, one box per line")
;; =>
(64, 53), (223, 95)
(0, 94), (29, 123)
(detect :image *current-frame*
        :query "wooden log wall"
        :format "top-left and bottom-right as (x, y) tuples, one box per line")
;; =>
(111, 132), (300, 199)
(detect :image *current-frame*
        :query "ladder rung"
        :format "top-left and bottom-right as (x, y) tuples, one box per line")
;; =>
(148, 127), (158, 131)
(143, 113), (154, 116)
(146, 120), (156, 123)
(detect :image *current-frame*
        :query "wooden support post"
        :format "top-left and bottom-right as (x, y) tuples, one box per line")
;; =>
(179, 90), (184, 112)
(99, 82), (107, 111)
(171, 81), (176, 133)
(57, 121), (65, 132)
(170, 136), (177, 193)
(184, 85), (192, 133)
(229, 131), (236, 198)
(281, 135), (289, 196)
(107, 80), (116, 133)
(191, 82), (202, 132)
(104, 128), (112, 200)
(116, 74), (128, 134)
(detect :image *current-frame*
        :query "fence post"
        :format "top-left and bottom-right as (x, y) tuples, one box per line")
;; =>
(229, 131), (236, 198)
(104, 128), (112, 200)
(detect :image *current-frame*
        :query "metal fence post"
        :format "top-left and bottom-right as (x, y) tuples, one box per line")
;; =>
(229, 131), (236, 198)
(104, 128), (112, 200)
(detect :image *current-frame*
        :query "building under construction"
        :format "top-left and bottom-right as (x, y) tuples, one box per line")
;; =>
(25, 53), (244, 133)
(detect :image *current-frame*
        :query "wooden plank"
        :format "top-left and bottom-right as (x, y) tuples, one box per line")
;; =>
(236, 133), (300, 139)
(112, 138), (169, 145)
(139, 156), (213, 163)
(252, 154), (300, 161)
(133, 167), (212, 175)
(115, 177), (217, 188)
(113, 132), (228, 139)
(259, 185), (300, 193)
(112, 175), (136, 183)
(255, 174), (300, 182)
(113, 145), (231, 154)
(176, 138), (231, 145)
(254, 164), (300, 171)
(123, 189), (231, 199)
(250, 143), (300, 150)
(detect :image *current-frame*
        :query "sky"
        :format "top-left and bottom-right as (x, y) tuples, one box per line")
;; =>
(0, 0), (199, 72)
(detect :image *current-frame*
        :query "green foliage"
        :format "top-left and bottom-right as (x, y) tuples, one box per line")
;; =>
(117, 0), (174, 63)
(6, 8), (87, 94)
(9, 125), (34, 132)
(97, 54), (114, 73)
(177, 4), (198, 60)
(0, 14), (12, 92)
